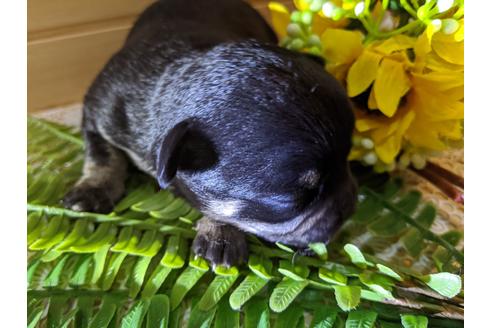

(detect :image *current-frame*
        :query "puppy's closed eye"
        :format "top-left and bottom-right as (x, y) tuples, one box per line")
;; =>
(299, 169), (320, 189)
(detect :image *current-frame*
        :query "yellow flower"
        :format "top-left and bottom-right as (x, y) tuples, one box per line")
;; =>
(268, 2), (291, 39)
(347, 26), (463, 164)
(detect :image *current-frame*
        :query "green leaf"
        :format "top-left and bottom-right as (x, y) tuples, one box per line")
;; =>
(150, 198), (190, 220)
(130, 230), (163, 257)
(376, 264), (403, 281)
(74, 296), (94, 328)
(169, 304), (184, 328)
(198, 275), (239, 311)
(69, 254), (92, 286)
(275, 242), (295, 253)
(27, 301), (44, 328)
(128, 256), (153, 298)
(161, 236), (188, 269)
(91, 245), (110, 284)
(141, 263), (173, 298)
(121, 299), (151, 328)
(333, 286), (361, 312)
(345, 310), (377, 328)
(88, 296), (119, 328)
(278, 260), (310, 281)
(420, 272), (462, 298)
(309, 243), (328, 260)
(319, 268), (347, 286)
(214, 298), (240, 328)
(132, 190), (173, 212)
(189, 255), (210, 272)
(55, 219), (93, 252)
(101, 252), (128, 290)
(70, 222), (117, 253)
(351, 197), (384, 223)
(214, 265), (239, 277)
(229, 273), (269, 310)
(188, 303), (217, 328)
(310, 307), (337, 328)
(343, 244), (373, 268)
(359, 272), (395, 299)
(114, 184), (156, 213)
(273, 304), (304, 328)
(269, 277), (309, 313)
(47, 296), (67, 328)
(29, 216), (70, 250)
(43, 254), (70, 288)
(248, 255), (273, 280)
(244, 298), (270, 328)
(111, 227), (136, 252)
(170, 266), (207, 310)
(401, 314), (428, 328)
(147, 295), (170, 328)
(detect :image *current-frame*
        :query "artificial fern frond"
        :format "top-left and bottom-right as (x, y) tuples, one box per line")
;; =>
(27, 118), (464, 328)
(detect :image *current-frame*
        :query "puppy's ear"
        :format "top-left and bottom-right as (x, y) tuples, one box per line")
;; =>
(157, 120), (218, 188)
(302, 53), (326, 67)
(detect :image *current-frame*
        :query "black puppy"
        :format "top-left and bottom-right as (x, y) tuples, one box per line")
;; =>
(63, 0), (357, 267)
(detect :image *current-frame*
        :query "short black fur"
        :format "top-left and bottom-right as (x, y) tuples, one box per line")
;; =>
(63, 0), (357, 267)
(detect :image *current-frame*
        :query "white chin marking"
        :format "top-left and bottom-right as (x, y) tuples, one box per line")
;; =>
(210, 200), (243, 217)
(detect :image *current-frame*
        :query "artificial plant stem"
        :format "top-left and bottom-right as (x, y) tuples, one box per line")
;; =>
(28, 289), (128, 299)
(360, 187), (464, 265)
(400, 0), (419, 18)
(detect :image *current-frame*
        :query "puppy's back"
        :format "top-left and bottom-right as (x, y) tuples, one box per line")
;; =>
(126, 0), (277, 47)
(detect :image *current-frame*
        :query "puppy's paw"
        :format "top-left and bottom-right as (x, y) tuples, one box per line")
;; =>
(192, 218), (248, 267)
(62, 185), (114, 214)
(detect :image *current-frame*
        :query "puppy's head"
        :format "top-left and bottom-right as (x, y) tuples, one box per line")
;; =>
(155, 42), (357, 248)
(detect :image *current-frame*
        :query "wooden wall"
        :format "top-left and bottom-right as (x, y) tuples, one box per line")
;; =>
(28, 0), (290, 112)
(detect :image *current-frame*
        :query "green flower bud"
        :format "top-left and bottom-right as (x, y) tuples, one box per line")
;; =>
(309, 0), (324, 12)
(417, 6), (428, 20)
(398, 152), (410, 167)
(431, 19), (442, 32)
(291, 11), (303, 23)
(360, 138), (374, 149)
(437, 0), (455, 13)
(288, 38), (305, 51)
(287, 23), (303, 38)
(442, 18), (459, 34)
(411, 153), (427, 169)
(363, 151), (378, 165)
(307, 34), (321, 47)
(301, 11), (313, 25)
(307, 46), (323, 56)
(352, 135), (362, 146)
(332, 8), (345, 21)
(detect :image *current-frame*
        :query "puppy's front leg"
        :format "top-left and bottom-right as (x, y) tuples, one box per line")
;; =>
(63, 130), (127, 213)
(192, 217), (248, 267)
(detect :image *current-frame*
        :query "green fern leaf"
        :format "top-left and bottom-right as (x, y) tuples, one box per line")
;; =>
(269, 277), (309, 313)
(310, 307), (337, 328)
(188, 303), (217, 328)
(90, 245), (111, 284)
(114, 184), (156, 213)
(170, 266), (207, 310)
(244, 298), (270, 328)
(128, 256), (153, 298)
(420, 272), (461, 298)
(345, 310), (377, 328)
(318, 268), (347, 286)
(198, 274), (239, 311)
(146, 295), (170, 328)
(273, 304), (304, 328)
(333, 286), (361, 312)
(88, 296), (119, 328)
(121, 299), (151, 328)
(214, 298), (240, 328)
(229, 273), (269, 310)
(248, 255), (273, 280)
(401, 314), (428, 328)
(141, 263), (173, 298)
(101, 252), (128, 290)
(343, 244), (373, 269)
(43, 254), (70, 288)
(131, 190), (173, 212)
(278, 260), (310, 281)
(69, 254), (93, 286)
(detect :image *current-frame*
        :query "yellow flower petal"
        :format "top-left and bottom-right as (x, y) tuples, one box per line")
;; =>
(346, 50), (383, 97)
(414, 32), (432, 73)
(371, 35), (416, 55)
(454, 19), (464, 42)
(294, 0), (310, 11)
(410, 86), (464, 121)
(432, 39), (464, 65)
(368, 86), (378, 109)
(406, 119), (447, 150)
(321, 28), (364, 66)
(425, 51), (464, 72)
(373, 110), (415, 163)
(268, 2), (291, 39)
(374, 58), (411, 117)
